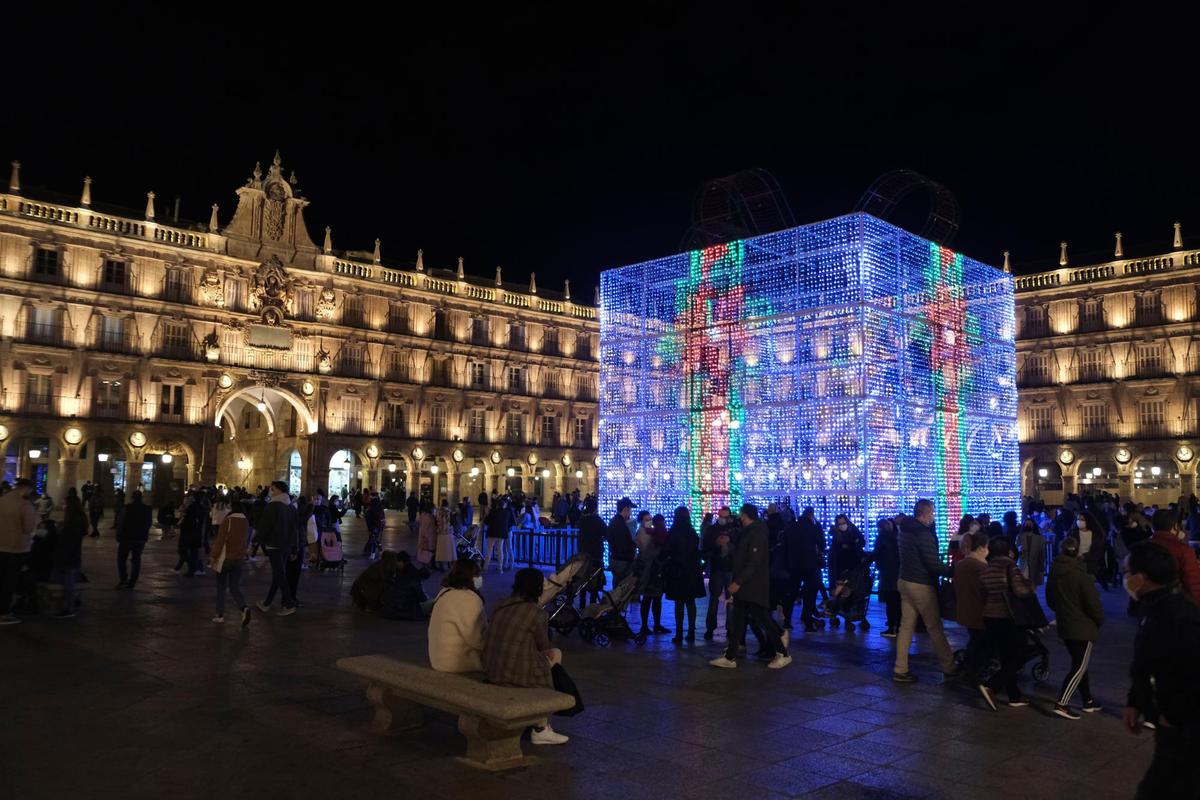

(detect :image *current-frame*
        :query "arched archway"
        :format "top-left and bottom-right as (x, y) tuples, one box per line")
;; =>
(215, 385), (317, 436)
(1132, 451), (1182, 506)
(286, 449), (302, 496)
(328, 449), (361, 499)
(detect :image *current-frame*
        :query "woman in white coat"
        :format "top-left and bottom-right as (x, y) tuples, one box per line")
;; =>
(428, 559), (487, 673)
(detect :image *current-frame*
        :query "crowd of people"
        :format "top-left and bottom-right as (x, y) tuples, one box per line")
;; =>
(2, 476), (1199, 793)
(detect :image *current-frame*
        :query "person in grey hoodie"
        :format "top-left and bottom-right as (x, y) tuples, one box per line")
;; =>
(892, 498), (956, 683)
(709, 504), (791, 670)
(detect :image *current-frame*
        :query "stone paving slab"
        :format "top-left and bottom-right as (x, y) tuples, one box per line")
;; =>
(0, 511), (1154, 798)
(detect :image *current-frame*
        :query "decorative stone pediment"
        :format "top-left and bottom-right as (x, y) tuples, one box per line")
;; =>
(316, 286), (337, 320)
(250, 255), (293, 326)
(199, 268), (225, 307)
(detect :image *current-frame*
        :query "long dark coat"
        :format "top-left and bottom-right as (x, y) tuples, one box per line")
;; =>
(664, 525), (705, 601)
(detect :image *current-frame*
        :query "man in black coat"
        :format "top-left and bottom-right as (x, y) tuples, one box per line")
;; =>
(576, 498), (606, 607)
(782, 511), (824, 632)
(1123, 541), (1200, 799)
(255, 481), (299, 615)
(710, 504), (790, 670)
(605, 497), (636, 587)
(116, 492), (152, 590)
(701, 506), (738, 640)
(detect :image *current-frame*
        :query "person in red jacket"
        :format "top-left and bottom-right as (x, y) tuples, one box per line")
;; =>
(1150, 509), (1200, 604)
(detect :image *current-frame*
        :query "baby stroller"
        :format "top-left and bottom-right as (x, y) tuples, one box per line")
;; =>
(819, 567), (874, 631)
(454, 524), (485, 568)
(317, 530), (346, 573)
(578, 559), (644, 647)
(540, 554), (599, 637)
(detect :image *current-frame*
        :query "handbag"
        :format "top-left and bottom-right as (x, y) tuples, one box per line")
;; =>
(1003, 565), (1048, 628)
(550, 663), (584, 717)
(937, 579), (957, 623)
(306, 516), (319, 545)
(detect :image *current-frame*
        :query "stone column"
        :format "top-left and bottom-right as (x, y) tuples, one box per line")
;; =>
(448, 469), (460, 504)
(1182, 471), (1196, 499)
(56, 457), (83, 499)
(125, 461), (144, 493)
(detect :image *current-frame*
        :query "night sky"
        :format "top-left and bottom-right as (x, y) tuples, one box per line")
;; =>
(3, 8), (1194, 294)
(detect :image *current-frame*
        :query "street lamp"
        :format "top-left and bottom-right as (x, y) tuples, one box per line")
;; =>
(430, 465), (439, 475)
(1037, 468), (1048, 478)
(1151, 466), (1162, 476)
(28, 449), (41, 460)
(506, 467), (516, 477)
(388, 462), (397, 473)
(98, 453), (110, 463)
(161, 453), (173, 464)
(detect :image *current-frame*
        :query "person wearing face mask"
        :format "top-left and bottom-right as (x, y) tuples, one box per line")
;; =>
(828, 514), (865, 591)
(253, 481), (299, 616)
(606, 497), (637, 588)
(1019, 519), (1047, 587)
(428, 558), (487, 673)
(953, 531), (989, 679)
(1046, 536), (1104, 719)
(702, 506), (737, 640)
(634, 511), (671, 637)
(892, 498), (956, 683)
(1148, 509), (1200, 604)
(1122, 542), (1200, 798)
(871, 517), (901, 637)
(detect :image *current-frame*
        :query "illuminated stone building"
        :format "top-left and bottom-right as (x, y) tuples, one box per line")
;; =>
(0, 155), (599, 505)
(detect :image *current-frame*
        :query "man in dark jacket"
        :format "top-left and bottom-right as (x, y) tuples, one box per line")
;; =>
(710, 504), (790, 670)
(782, 512), (824, 632)
(1046, 536), (1104, 719)
(116, 492), (153, 590)
(606, 497), (636, 587)
(254, 481), (299, 615)
(576, 498), (606, 607)
(701, 506), (738, 639)
(893, 498), (955, 683)
(406, 493), (420, 528)
(1123, 541), (1200, 799)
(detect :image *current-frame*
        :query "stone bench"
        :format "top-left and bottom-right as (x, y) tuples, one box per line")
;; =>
(336, 654), (575, 771)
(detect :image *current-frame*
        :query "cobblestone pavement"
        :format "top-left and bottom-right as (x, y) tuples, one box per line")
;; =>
(0, 511), (1153, 799)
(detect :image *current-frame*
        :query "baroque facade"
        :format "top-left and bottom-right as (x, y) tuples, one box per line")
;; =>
(0, 154), (599, 506)
(1015, 229), (1200, 506)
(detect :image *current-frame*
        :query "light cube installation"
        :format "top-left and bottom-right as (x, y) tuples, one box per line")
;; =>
(598, 213), (1019, 551)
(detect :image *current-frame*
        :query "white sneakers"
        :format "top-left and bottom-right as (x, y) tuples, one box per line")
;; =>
(256, 602), (271, 613)
(277, 606), (297, 616)
(531, 724), (569, 745)
(709, 656), (738, 669)
(212, 615), (224, 623)
(768, 653), (792, 670)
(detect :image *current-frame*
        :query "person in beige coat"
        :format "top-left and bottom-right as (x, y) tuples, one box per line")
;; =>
(428, 559), (487, 672)
(0, 480), (40, 625)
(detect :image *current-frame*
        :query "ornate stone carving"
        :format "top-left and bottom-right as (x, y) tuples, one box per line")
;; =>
(249, 255), (293, 326)
(317, 347), (332, 374)
(201, 331), (220, 362)
(316, 286), (337, 320)
(199, 269), (225, 307)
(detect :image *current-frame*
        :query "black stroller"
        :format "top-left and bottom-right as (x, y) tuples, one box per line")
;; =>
(578, 559), (645, 647)
(540, 554), (602, 637)
(454, 524), (485, 568)
(819, 567), (874, 631)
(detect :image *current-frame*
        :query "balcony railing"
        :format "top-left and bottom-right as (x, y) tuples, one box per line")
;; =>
(22, 321), (69, 346)
(463, 428), (490, 443)
(503, 431), (528, 445)
(1, 393), (202, 423)
(1020, 420), (1200, 443)
(1070, 365), (1110, 384)
(155, 338), (204, 361)
(1131, 362), (1172, 379)
(95, 331), (141, 356)
(1016, 371), (1056, 388)
(1020, 320), (1050, 338)
(336, 359), (369, 378)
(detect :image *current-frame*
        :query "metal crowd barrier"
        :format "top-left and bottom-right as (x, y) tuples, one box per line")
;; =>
(507, 527), (580, 569)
